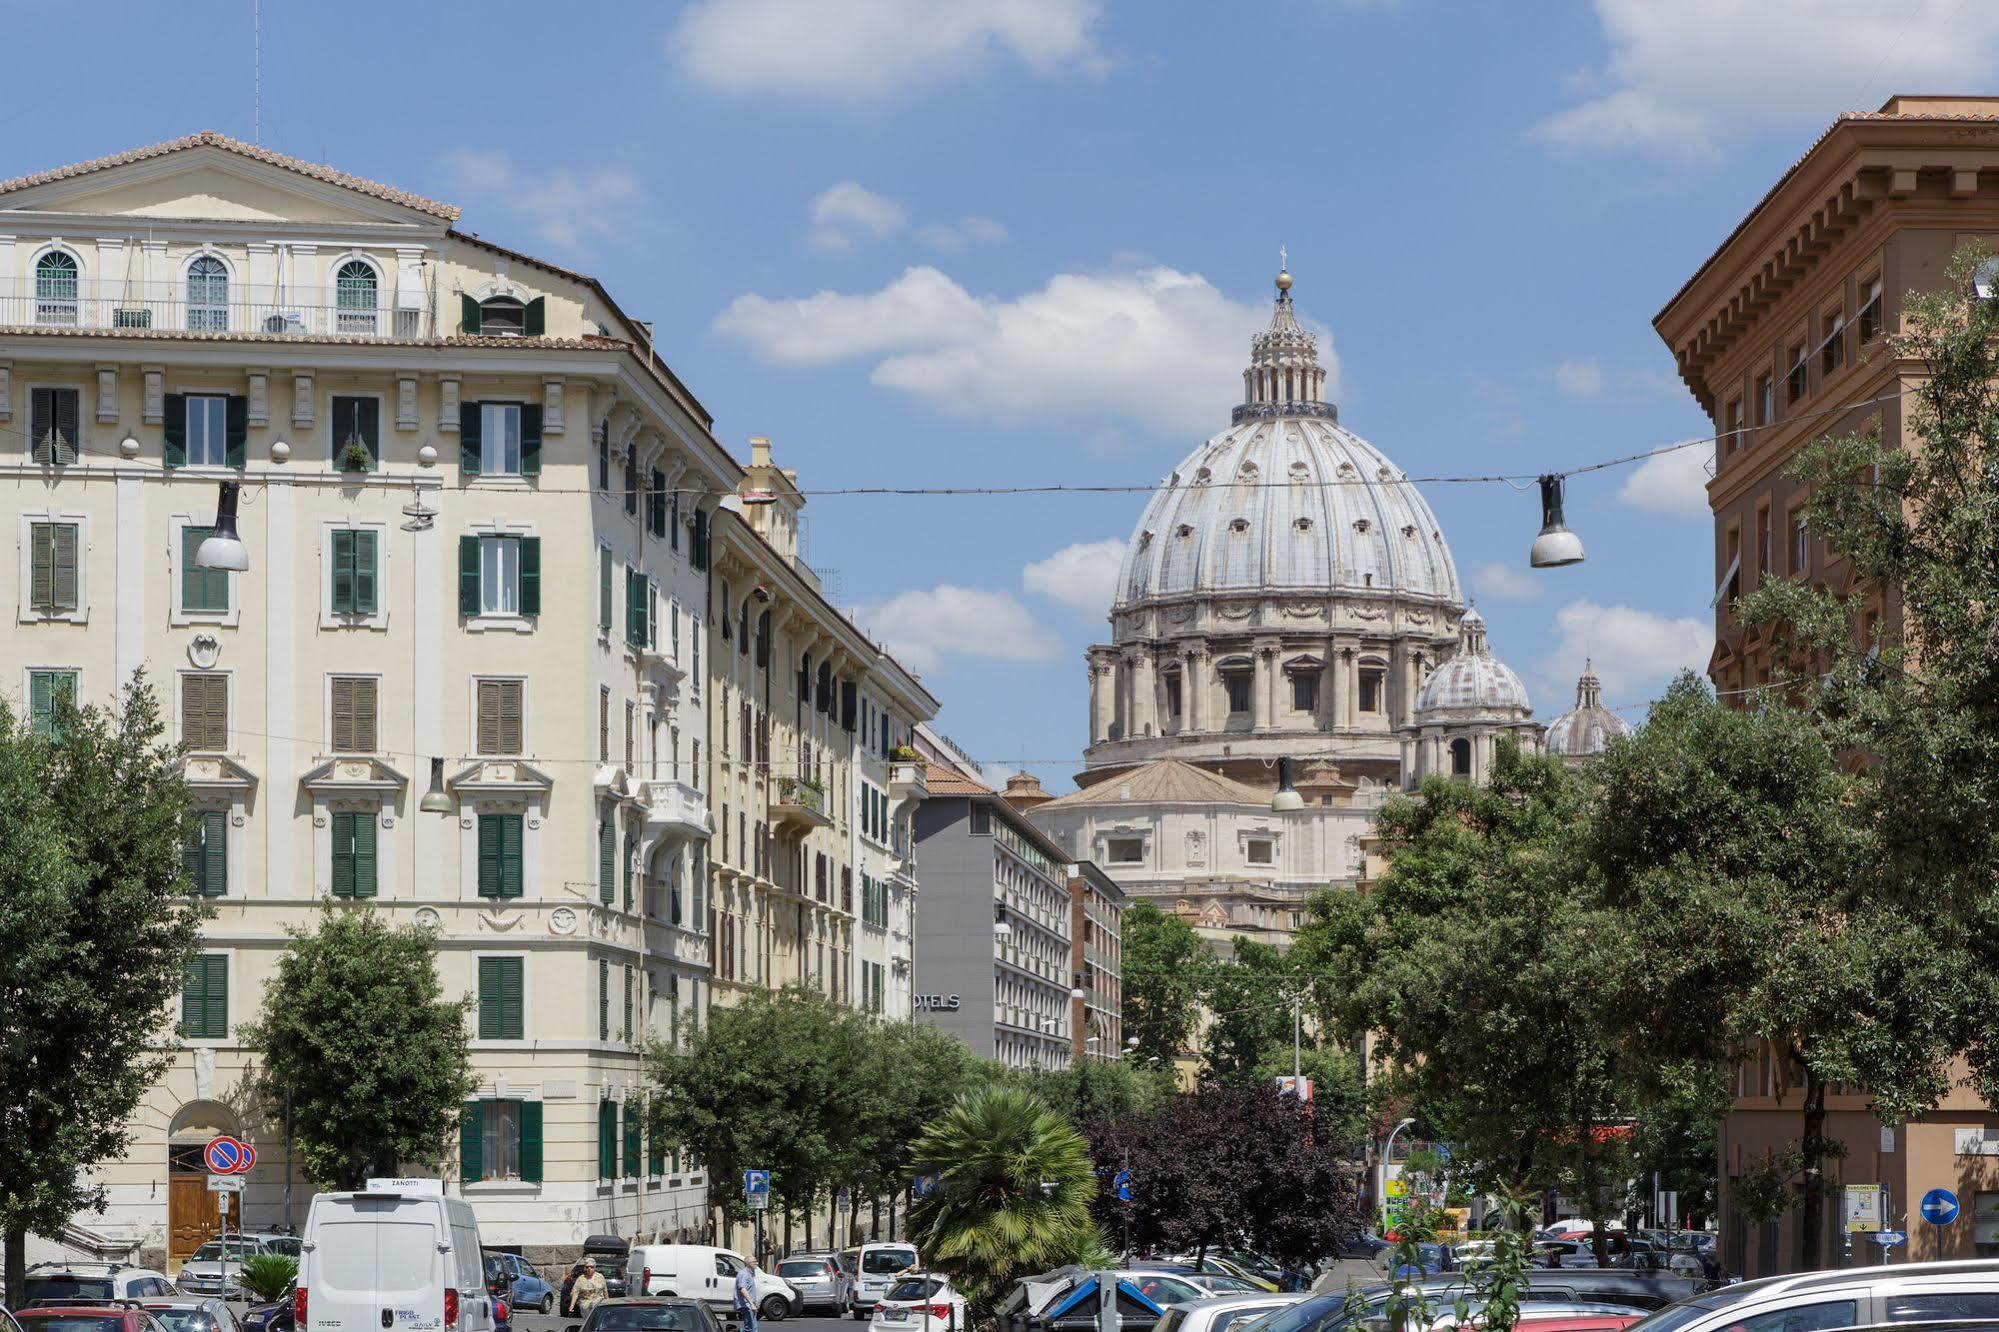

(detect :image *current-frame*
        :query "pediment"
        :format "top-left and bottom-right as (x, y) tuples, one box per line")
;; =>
(0, 136), (454, 231)
(449, 757), (554, 795)
(184, 753), (257, 793)
(301, 755), (409, 795)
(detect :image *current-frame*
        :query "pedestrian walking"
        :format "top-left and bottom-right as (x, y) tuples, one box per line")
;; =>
(562, 1262), (585, 1317)
(575, 1256), (609, 1316)
(734, 1255), (761, 1332)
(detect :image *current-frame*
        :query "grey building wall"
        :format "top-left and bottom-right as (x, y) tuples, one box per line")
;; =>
(910, 797), (999, 1054)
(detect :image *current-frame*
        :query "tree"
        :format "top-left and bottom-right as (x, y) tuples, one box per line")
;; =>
(1589, 675), (1976, 1270)
(1292, 744), (1640, 1245)
(1015, 1056), (1175, 1129)
(907, 1087), (1097, 1318)
(0, 675), (207, 1298)
(245, 909), (475, 1189)
(845, 1020), (991, 1223)
(1249, 1043), (1372, 1157)
(1085, 1083), (1362, 1265)
(1121, 903), (1204, 1062)
(1198, 939), (1297, 1086)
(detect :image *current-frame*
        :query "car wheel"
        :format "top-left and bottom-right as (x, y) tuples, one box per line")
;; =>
(541, 1295), (555, 1316)
(760, 1296), (789, 1322)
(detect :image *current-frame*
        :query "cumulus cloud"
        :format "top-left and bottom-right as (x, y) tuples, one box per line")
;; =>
(808, 182), (907, 251)
(1554, 359), (1606, 398)
(1554, 357), (1682, 400)
(715, 264), (1308, 436)
(1534, 0), (1999, 159)
(917, 216), (1010, 251)
(1618, 445), (1714, 517)
(1472, 562), (1544, 602)
(444, 150), (639, 251)
(852, 585), (1062, 675)
(1538, 600), (1713, 712)
(668, 0), (1109, 101)
(1023, 539), (1125, 614)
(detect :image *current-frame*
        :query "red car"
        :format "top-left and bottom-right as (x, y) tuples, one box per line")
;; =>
(1512, 1314), (1644, 1332)
(16, 1307), (174, 1332)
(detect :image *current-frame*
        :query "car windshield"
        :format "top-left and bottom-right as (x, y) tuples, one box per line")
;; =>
(191, 1243), (261, 1262)
(1238, 1295), (1358, 1332)
(1620, 1298), (1741, 1332)
(588, 1307), (702, 1332)
(23, 1276), (115, 1302)
(779, 1262), (827, 1279)
(1133, 1277), (1204, 1305)
(865, 1250), (918, 1276)
(148, 1312), (215, 1332)
(23, 1319), (125, 1332)
(887, 1279), (946, 1302)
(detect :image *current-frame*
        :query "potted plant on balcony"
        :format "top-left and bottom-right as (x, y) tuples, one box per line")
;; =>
(890, 744), (921, 763)
(337, 437), (373, 473)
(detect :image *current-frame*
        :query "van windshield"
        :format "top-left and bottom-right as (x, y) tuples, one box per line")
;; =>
(863, 1250), (916, 1276)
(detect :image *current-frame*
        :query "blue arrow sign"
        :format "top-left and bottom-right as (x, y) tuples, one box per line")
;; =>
(1113, 1170), (1133, 1203)
(743, 1169), (770, 1198)
(1921, 1188), (1960, 1225)
(1873, 1230), (1908, 1246)
(911, 1174), (938, 1199)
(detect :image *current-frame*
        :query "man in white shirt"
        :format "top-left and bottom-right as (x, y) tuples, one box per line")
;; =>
(734, 1256), (760, 1332)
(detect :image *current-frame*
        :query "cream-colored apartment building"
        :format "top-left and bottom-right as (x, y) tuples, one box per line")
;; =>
(0, 132), (933, 1268)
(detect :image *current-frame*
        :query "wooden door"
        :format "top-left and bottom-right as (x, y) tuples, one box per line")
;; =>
(169, 1174), (220, 1268)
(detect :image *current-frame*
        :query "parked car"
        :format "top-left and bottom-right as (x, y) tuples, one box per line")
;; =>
(584, 1237), (632, 1301)
(177, 1238), (291, 1299)
(139, 1298), (241, 1332)
(627, 1245), (797, 1323)
(1129, 1267), (1262, 1298)
(239, 1282), (295, 1332)
(868, 1273), (967, 1332)
(568, 1298), (722, 1332)
(1390, 1245), (1452, 1280)
(1238, 1270), (1706, 1332)
(15, 1306), (173, 1332)
(1151, 1291), (1306, 1332)
(775, 1255), (847, 1315)
(299, 1180), (496, 1332)
(0, 1307), (22, 1332)
(1428, 1304), (1645, 1332)
(1620, 1258), (1999, 1332)
(17, 1264), (177, 1304)
(841, 1244), (921, 1319)
(1154, 1259), (1278, 1294)
(486, 1253), (558, 1315)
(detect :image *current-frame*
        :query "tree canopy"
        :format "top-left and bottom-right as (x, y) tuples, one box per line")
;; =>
(1120, 902), (1205, 1062)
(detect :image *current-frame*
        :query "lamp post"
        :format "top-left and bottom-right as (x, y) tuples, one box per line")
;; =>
(1379, 1116), (1417, 1236)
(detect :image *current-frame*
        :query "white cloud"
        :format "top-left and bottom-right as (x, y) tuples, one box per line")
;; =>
(715, 263), (1312, 436)
(916, 216), (1010, 250)
(852, 585), (1062, 675)
(1472, 562), (1544, 602)
(1023, 539), (1125, 613)
(1554, 359), (1606, 398)
(1539, 600), (1713, 711)
(808, 182), (907, 251)
(444, 150), (640, 252)
(668, 0), (1108, 101)
(1535, 0), (1999, 159)
(1617, 445), (1714, 517)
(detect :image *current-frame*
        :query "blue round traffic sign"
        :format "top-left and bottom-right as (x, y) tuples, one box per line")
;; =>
(204, 1136), (243, 1173)
(1921, 1188), (1960, 1225)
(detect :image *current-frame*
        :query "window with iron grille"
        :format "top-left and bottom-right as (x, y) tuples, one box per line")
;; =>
(187, 256), (229, 332)
(335, 260), (377, 334)
(35, 251), (79, 325)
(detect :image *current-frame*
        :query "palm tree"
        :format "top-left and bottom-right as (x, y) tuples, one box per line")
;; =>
(909, 1086), (1099, 1317)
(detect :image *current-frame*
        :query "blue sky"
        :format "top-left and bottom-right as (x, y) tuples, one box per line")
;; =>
(16, 0), (1999, 789)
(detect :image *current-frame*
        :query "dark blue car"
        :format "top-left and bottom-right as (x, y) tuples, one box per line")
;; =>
(487, 1252), (558, 1317)
(1390, 1244), (1450, 1280)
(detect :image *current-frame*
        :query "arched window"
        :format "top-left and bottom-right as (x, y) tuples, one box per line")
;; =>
(478, 296), (525, 336)
(334, 260), (377, 334)
(1450, 738), (1473, 777)
(187, 256), (228, 331)
(35, 251), (79, 325)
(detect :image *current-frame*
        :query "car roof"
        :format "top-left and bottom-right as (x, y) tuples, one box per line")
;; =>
(138, 1300), (219, 1308)
(18, 1308), (144, 1317)
(594, 1298), (704, 1307)
(1169, 1295), (1301, 1310)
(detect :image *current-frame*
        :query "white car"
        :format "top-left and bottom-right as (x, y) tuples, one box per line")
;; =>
(842, 1244), (920, 1319)
(868, 1273), (967, 1332)
(1154, 1293), (1306, 1332)
(1622, 1259), (1999, 1332)
(18, 1262), (177, 1304)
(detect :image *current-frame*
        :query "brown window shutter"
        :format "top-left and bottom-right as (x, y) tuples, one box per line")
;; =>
(477, 680), (500, 754)
(331, 677), (378, 753)
(356, 679), (377, 753)
(501, 681), (522, 754)
(331, 678), (355, 752)
(182, 674), (226, 752)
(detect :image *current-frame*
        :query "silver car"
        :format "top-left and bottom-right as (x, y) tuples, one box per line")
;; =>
(1153, 1293), (1306, 1332)
(776, 1255), (847, 1315)
(141, 1297), (243, 1332)
(174, 1238), (277, 1297)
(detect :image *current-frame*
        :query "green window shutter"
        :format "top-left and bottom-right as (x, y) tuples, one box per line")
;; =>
(520, 404), (542, 476)
(50, 522), (81, 611)
(460, 402), (482, 474)
(501, 956), (523, 1037)
(518, 1099), (543, 1183)
(623, 1092), (640, 1176)
(179, 955), (226, 1039)
(599, 958), (610, 1040)
(600, 549), (613, 630)
(598, 1099), (616, 1179)
(183, 525), (228, 612)
(201, 810), (227, 897)
(648, 1102), (665, 1176)
(330, 811), (356, 898)
(459, 536), (481, 615)
(622, 825), (634, 912)
(519, 537), (541, 616)
(331, 529), (355, 613)
(180, 959), (204, 1037)
(477, 814), (501, 897)
(623, 964), (634, 1042)
(164, 393), (187, 468)
(352, 813), (378, 899)
(625, 568), (640, 647)
(500, 814), (524, 899)
(599, 822), (615, 904)
(524, 296), (546, 337)
(477, 957), (503, 1039)
(353, 530), (378, 613)
(29, 523), (53, 610)
(225, 395), (249, 468)
(461, 293), (482, 335)
(460, 1100), (483, 1183)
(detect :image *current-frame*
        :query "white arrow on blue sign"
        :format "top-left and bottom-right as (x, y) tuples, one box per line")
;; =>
(1872, 1230), (1908, 1246)
(1921, 1188), (1960, 1225)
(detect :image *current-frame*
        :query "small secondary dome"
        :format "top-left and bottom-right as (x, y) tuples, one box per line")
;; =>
(1544, 660), (1631, 759)
(1415, 607), (1532, 719)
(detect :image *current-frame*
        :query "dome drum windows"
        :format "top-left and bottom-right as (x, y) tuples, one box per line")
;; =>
(1216, 656), (1254, 716)
(1450, 737), (1473, 776)
(1358, 662), (1387, 714)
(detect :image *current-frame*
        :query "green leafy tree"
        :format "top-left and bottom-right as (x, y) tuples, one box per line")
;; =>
(1198, 939), (1297, 1086)
(845, 1020), (990, 1217)
(0, 676), (207, 1298)
(907, 1087), (1097, 1318)
(1121, 903), (1205, 1062)
(244, 909), (475, 1189)
(1249, 1043), (1372, 1155)
(1015, 1055), (1175, 1128)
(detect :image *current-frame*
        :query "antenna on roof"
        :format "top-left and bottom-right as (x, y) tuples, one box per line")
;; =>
(253, 0), (261, 145)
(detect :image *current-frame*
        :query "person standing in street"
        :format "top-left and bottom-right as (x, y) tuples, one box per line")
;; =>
(734, 1256), (760, 1332)
(574, 1256), (609, 1317)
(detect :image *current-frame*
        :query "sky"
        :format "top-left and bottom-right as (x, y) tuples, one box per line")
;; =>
(15, 0), (1999, 790)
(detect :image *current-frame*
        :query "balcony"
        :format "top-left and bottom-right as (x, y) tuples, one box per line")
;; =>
(769, 775), (833, 833)
(889, 760), (929, 804)
(2, 280), (437, 340)
(640, 779), (709, 841)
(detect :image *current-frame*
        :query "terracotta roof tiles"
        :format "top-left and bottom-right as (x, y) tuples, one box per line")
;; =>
(1038, 758), (1269, 809)
(922, 761), (994, 797)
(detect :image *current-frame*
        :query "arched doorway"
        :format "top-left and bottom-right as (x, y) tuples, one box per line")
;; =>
(167, 1101), (241, 1268)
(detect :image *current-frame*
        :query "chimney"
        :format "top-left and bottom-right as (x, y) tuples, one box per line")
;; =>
(1002, 771), (1053, 813)
(750, 436), (772, 469)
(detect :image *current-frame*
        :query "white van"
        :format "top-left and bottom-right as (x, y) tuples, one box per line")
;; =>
(839, 1243), (919, 1319)
(628, 1244), (798, 1322)
(300, 1179), (496, 1332)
